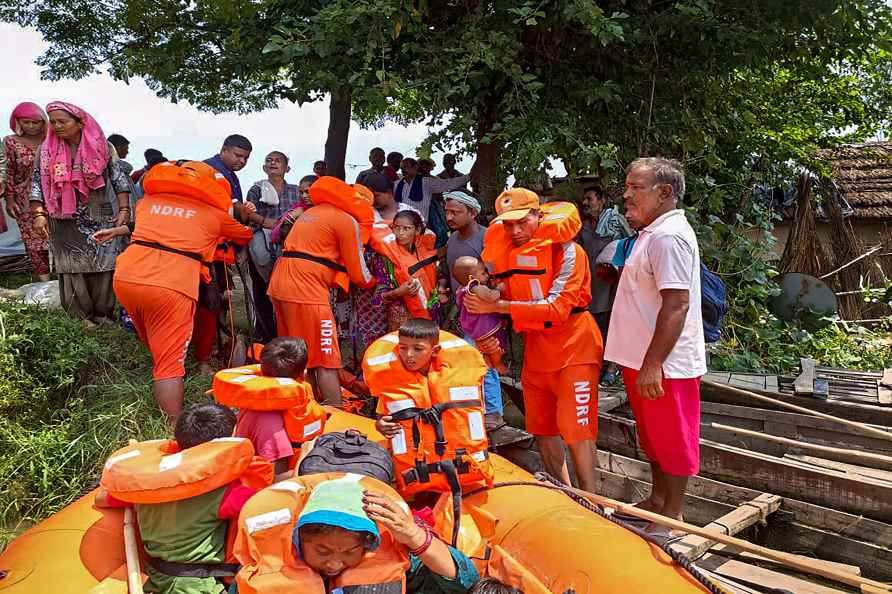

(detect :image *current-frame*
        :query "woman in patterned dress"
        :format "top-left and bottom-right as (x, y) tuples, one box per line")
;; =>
(3, 103), (50, 279)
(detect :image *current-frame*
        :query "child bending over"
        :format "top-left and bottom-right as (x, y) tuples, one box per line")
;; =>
(234, 336), (309, 480)
(451, 256), (508, 373)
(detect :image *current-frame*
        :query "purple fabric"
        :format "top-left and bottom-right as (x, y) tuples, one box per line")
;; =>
(456, 286), (504, 343)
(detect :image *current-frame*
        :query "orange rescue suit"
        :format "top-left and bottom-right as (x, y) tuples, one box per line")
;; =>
(233, 473), (410, 594)
(369, 221), (439, 319)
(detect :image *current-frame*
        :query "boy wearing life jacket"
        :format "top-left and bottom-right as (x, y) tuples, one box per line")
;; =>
(93, 161), (254, 423)
(214, 336), (325, 481)
(98, 403), (274, 594)
(464, 188), (603, 494)
(267, 176), (376, 407)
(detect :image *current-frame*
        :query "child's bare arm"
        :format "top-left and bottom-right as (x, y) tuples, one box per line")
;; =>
(470, 283), (501, 302)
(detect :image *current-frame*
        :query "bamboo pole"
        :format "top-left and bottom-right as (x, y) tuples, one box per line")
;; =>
(567, 487), (892, 593)
(123, 507), (143, 594)
(701, 379), (892, 442)
(710, 422), (892, 471)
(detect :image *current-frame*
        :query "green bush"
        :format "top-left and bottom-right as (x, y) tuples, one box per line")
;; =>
(0, 302), (212, 550)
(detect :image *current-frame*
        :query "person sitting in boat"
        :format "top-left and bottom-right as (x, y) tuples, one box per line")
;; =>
(212, 336), (326, 482)
(231, 473), (479, 594)
(97, 403), (274, 594)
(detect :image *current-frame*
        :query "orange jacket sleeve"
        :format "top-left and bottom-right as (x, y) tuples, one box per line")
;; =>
(335, 212), (376, 289)
(508, 242), (591, 325)
(219, 213), (254, 246)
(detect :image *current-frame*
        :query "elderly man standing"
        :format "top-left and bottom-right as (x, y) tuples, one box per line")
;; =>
(605, 157), (705, 530)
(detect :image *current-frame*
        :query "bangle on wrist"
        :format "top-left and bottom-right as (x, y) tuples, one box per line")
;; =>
(408, 521), (434, 556)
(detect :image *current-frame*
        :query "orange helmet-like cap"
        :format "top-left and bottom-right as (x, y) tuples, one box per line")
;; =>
(310, 175), (361, 206)
(493, 187), (541, 222)
(143, 160), (233, 212)
(179, 161), (232, 197)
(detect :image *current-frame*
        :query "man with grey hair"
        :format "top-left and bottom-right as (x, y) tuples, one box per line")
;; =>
(604, 157), (705, 533)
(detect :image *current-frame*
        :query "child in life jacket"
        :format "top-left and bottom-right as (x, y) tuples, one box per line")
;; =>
(451, 255), (509, 373)
(224, 336), (321, 480)
(97, 403), (272, 594)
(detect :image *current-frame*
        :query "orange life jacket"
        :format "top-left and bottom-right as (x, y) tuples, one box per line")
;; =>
(100, 437), (273, 505)
(362, 331), (493, 517)
(482, 201), (585, 332)
(212, 365), (327, 445)
(143, 161), (233, 213)
(233, 473), (410, 594)
(369, 222), (439, 319)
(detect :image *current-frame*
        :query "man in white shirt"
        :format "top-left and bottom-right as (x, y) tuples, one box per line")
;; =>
(605, 157), (706, 531)
(394, 157), (471, 222)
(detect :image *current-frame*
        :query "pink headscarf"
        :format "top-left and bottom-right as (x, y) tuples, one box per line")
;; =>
(40, 101), (109, 219)
(9, 102), (47, 135)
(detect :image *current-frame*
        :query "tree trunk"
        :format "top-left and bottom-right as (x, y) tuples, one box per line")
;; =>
(471, 103), (507, 219)
(324, 87), (352, 180)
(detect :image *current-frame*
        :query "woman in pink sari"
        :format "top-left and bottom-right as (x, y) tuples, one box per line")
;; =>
(28, 102), (131, 326)
(4, 102), (50, 280)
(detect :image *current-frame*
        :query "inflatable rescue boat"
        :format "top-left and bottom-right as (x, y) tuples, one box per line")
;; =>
(0, 409), (712, 594)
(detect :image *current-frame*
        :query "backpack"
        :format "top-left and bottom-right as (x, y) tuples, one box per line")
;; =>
(298, 430), (395, 484)
(700, 264), (727, 343)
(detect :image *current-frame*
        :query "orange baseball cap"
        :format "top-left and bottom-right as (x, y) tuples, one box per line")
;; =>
(494, 187), (541, 221)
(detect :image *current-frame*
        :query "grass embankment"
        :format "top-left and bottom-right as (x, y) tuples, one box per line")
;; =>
(0, 300), (213, 550)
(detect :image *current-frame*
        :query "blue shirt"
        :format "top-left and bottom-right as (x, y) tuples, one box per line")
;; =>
(205, 155), (243, 202)
(612, 235), (638, 268)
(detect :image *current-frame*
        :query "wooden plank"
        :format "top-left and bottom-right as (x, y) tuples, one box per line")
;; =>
(765, 374), (779, 393)
(785, 454), (892, 483)
(711, 546), (861, 576)
(795, 358), (817, 395)
(730, 373), (768, 391)
(671, 494), (781, 559)
(710, 422), (892, 471)
(694, 553), (852, 594)
(599, 411), (892, 522)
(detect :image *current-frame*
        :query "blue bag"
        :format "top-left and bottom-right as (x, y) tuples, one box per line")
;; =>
(700, 264), (727, 343)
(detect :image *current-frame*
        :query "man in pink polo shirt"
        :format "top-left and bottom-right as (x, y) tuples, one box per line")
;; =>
(605, 157), (706, 532)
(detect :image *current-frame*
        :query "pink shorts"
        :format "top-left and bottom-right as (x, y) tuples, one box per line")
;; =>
(623, 368), (701, 477)
(235, 410), (294, 462)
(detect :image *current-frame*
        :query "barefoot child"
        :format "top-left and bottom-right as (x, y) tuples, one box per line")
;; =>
(98, 403), (274, 594)
(213, 336), (325, 480)
(451, 255), (509, 373)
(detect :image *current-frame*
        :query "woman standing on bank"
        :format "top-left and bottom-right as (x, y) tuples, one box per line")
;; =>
(29, 101), (131, 326)
(4, 103), (50, 281)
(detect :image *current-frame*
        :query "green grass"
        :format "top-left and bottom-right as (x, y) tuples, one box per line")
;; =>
(0, 300), (214, 550)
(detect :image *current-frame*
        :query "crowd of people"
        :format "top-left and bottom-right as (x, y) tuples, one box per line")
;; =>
(2, 100), (707, 593)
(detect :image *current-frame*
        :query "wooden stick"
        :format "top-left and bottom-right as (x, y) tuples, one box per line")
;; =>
(710, 422), (892, 471)
(123, 507), (144, 594)
(567, 486), (892, 593)
(701, 379), (892, 442)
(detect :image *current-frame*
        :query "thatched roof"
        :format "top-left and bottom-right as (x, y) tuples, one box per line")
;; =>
(815, 142), (892, 219)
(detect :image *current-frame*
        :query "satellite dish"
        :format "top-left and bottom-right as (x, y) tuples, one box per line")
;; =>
(770, 272), (838, 325)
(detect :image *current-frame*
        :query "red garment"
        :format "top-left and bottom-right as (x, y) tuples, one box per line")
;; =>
(383, 165), (399, 182)
(235, 410), (293, 463)
(3, 136), (49, 274)
(193, 306), (218, 363)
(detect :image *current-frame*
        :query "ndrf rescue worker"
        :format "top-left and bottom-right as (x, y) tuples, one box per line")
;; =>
(464, 188), (603, 493)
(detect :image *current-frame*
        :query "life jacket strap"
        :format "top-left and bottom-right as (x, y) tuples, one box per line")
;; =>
(407, 254), (439, 276)
(146, 556), (240, 578)
(281, 251), (348, 273)
(490, 268), (546, 280)
(131, 240), (211, 271)
(402, 456), (470, 547)
(389, 401), (479, 457)
(543, 305), (590, 329)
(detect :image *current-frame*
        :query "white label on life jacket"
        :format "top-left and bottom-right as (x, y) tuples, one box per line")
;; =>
(104, 448), (141, 470)
(275, 377), (296, 386)
(385, 399), (415, 414)
(213, 437), (248, 443)
(303, 419), (322, 438)
(471, 450), (487, 462)
(440, 339), (468, 350)
(381, 334), (399, 344)
(230, 374), (258, 384)
(159, 452), (183, 472)
(449, 386), (480, 401)
(227, 367), (255, 374)
(467, 411), (485, 441)
(246, 508), (292, 534)
(516, 254), (538, 267)
(391, 429), (408, 455)
(367, 352), (397, 366)
(270, 481), (305, 493)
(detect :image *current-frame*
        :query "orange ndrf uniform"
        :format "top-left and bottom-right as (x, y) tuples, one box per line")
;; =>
(113, 161), (252, 380)
(369, 221), (439, 320)
(267, 176), (375, 369)
(482, 192), (603, 444)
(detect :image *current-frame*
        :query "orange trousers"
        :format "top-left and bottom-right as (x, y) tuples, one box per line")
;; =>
(114, 279), (195, 380)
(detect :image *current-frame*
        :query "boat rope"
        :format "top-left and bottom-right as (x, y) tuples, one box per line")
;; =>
(466, 473), (734, 594)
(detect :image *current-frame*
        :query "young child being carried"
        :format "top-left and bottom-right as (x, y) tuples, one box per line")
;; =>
(98, 403), (274, 594)
(451, 255), (509, 373)
(213, 336), (325, 481)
